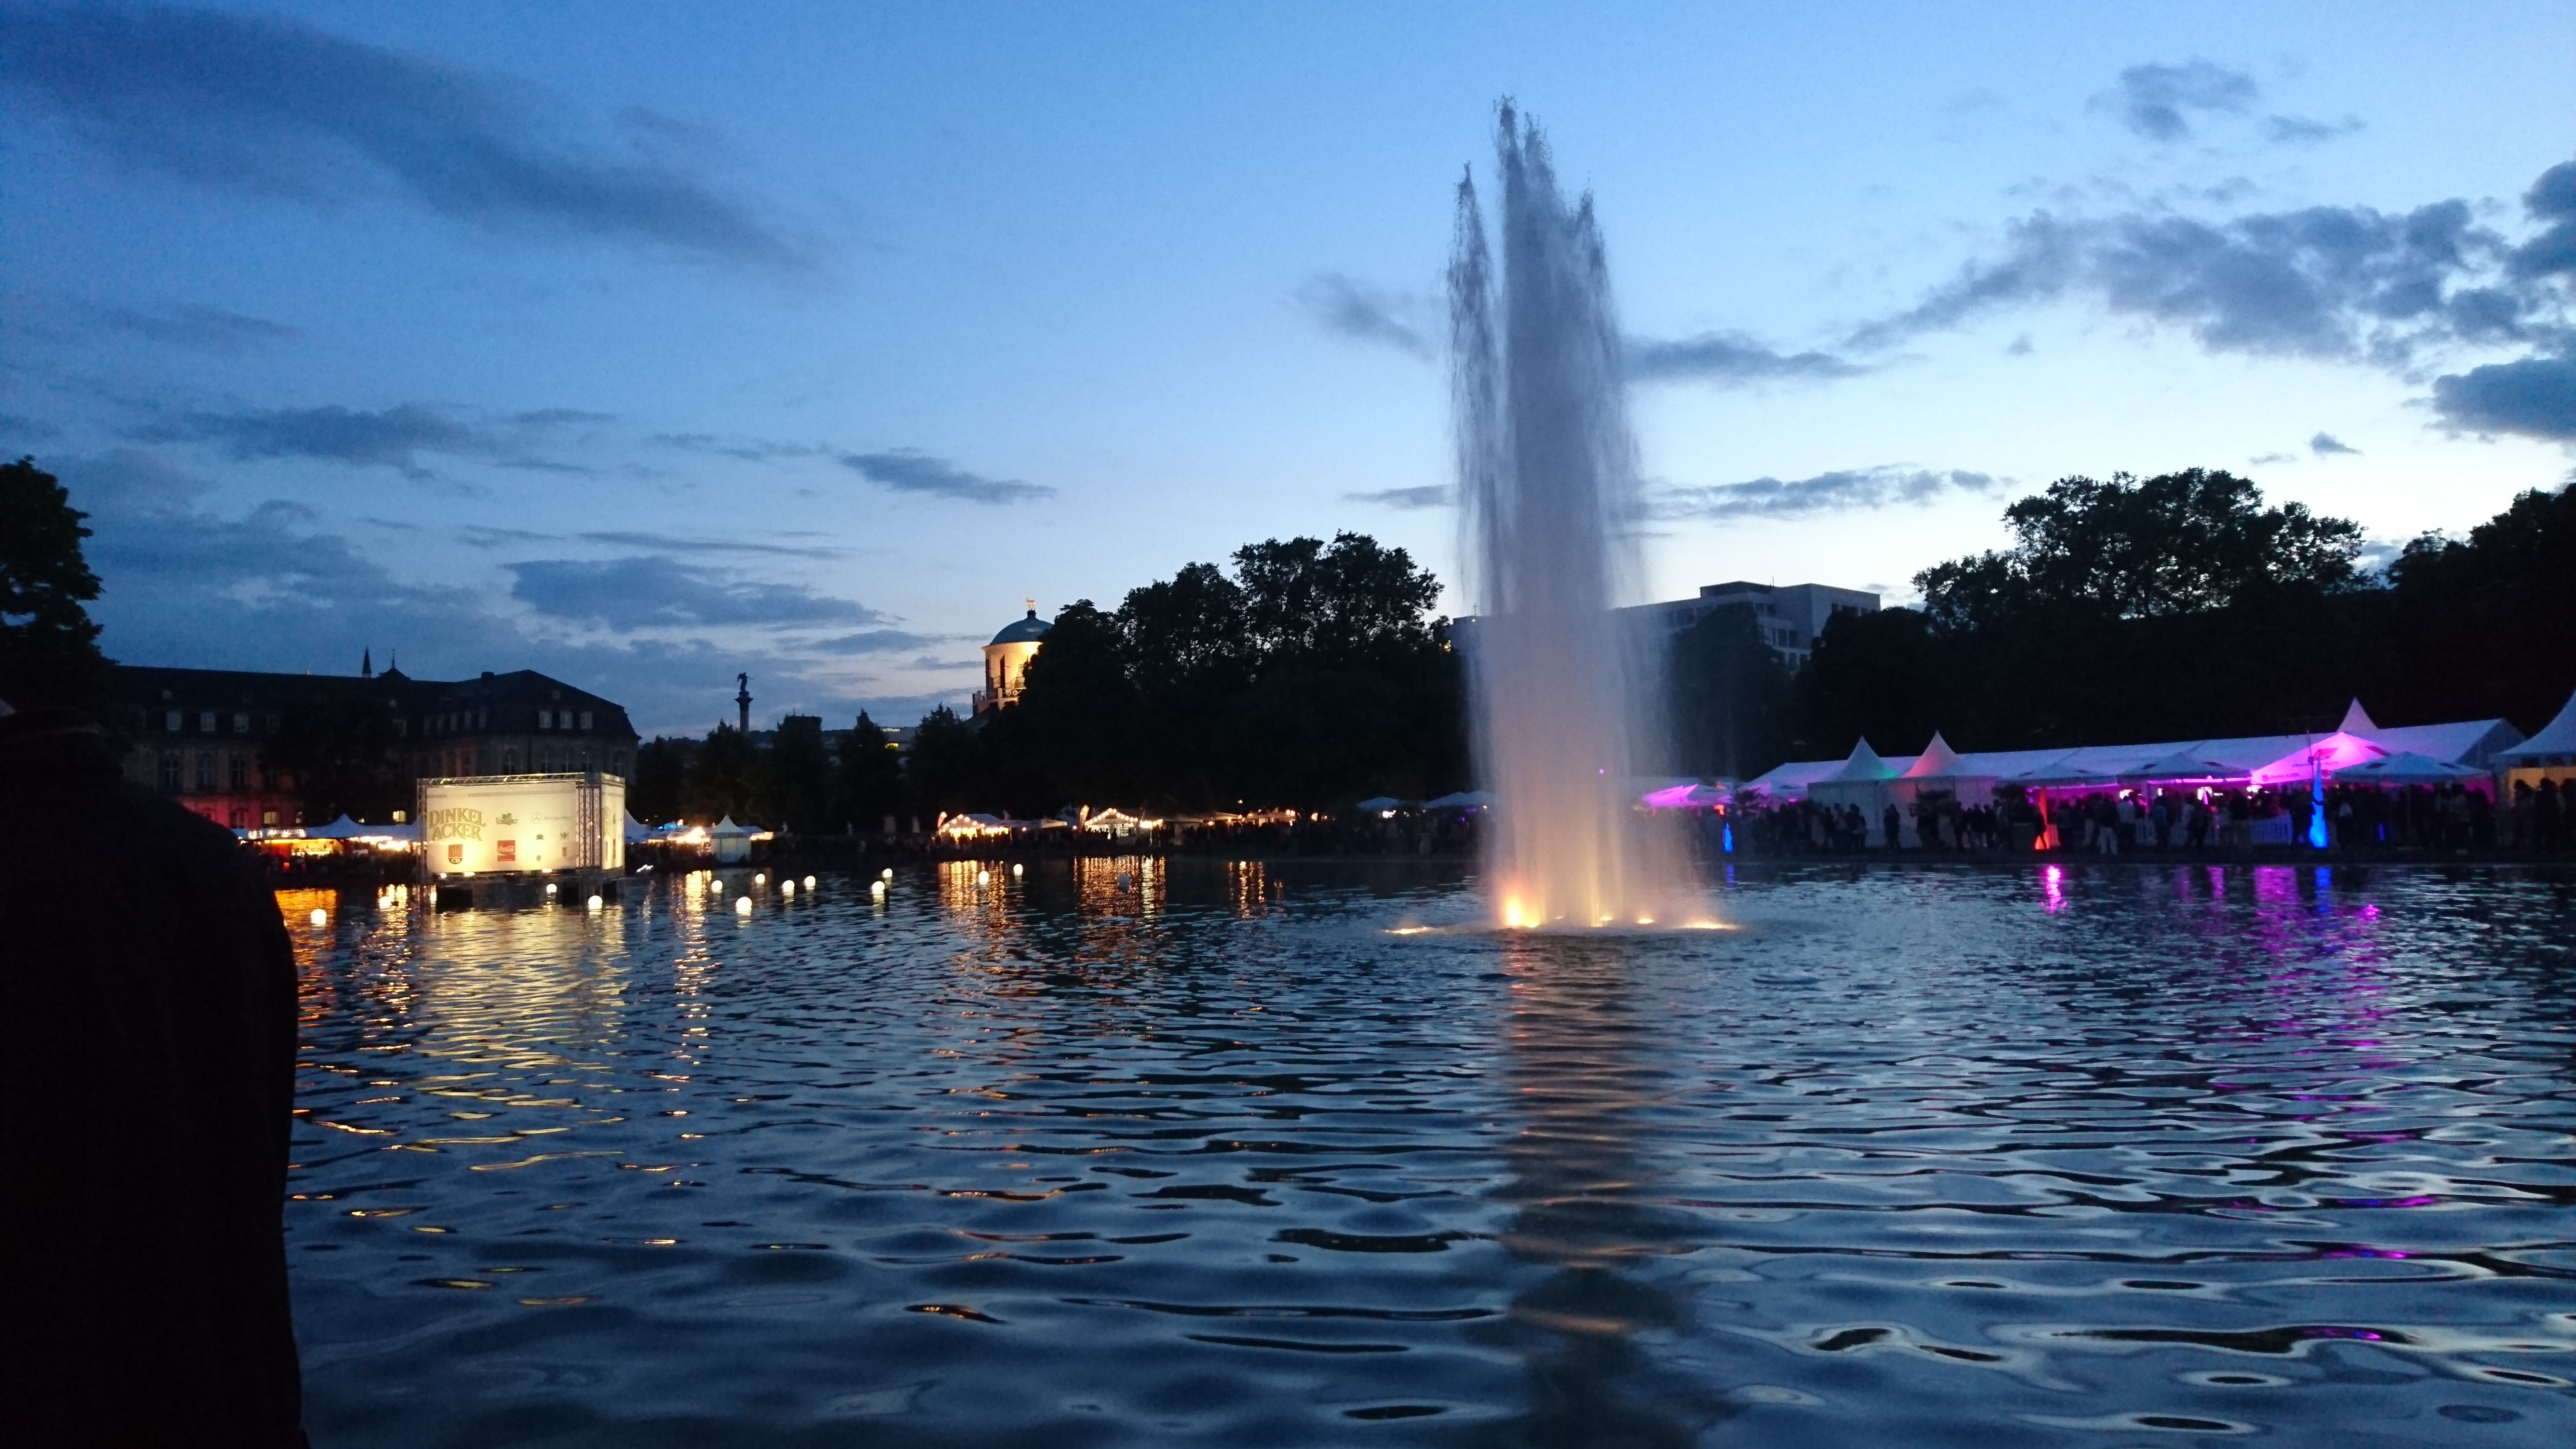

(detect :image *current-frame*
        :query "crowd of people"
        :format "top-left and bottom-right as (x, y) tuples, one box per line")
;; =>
(1721, 778), (2574, 857)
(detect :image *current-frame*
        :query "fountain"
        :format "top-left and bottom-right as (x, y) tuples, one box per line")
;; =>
(1451, 104), (1686, 928)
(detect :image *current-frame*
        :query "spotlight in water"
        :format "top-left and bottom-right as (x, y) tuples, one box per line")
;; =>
(977, 870), (990, 886)
(881, 868), (894, 881)
(734, 897), (752, 915)
(871, 880), (886, 897)
(585, 895), (603, 912)
(1011, 863), (1023, 878)
(754, 873), (765, 886)
(803, 876), (816, 890)
(781, 880), (796, 896)
(309, 908), (326, 925)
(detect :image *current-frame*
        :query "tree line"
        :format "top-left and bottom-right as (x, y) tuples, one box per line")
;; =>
(1665, 469), (2576, 779)
(627, 532), (1469, 828)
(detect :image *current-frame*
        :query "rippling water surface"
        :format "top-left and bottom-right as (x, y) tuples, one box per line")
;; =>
(284, 861), (2576, 1446)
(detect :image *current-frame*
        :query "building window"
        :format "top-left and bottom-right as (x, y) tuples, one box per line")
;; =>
(579, 747), (593, 769)
(502, 748), (518, 772)
(196, 754), (214, 790)
(160, 753), (180, 790)
(611, 749), (626, 774)
(165, 710), (181, 732)
(230, 755), (249, 789)
(230, 808), (250, 828)
(579, 710), (593, 730)
(538, 745), (553, 771)
(263, 811), (278, 826)
(539, 709), (552, 729)
(233, 712), (250, 733)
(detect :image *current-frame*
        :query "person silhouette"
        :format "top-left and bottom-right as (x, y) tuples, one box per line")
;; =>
(0, 694), (308, 1447)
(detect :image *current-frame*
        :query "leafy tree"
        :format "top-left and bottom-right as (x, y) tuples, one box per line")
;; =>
(0, 457), (110, 711)
(834, 711), (904, 832)
(266, 694), (406, 824)
(627, 737), (691, 825)
(1917, 469), (2363, 633)
(905, 705), (985, 815)
(1666, 604), (1799, 779)
(684, 723), (757, 821)
(758, 714), (832, 833)
(2381, 483), (2576, 728)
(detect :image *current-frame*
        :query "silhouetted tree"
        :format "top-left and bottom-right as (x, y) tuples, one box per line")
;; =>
(266, 694), (406, 824)
(758, 715), (832, 833)
(628, 737), (690, 825)
(905, 705), (985, 816)
(1666, 604), (1798, 779)
(684, 723), (757, 821)
(834, 711), (904, 833)
(0, 458), (110, 712)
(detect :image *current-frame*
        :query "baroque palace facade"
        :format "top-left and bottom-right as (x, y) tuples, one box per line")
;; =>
(111, 662), (640, 830)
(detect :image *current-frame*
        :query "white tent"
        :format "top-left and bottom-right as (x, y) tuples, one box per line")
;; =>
(2333, 751), (2481, 786)
(622, 811), (654, 845)
(710, 814), (758, 863)
(2496, 689), (2576, 768)
(1902, 732), (1968, 782)
(2120, 750), (2243, 783)
(1353, 796), (1403, 811)
(305, 814), (368, 839)
(1425, 790), (1497, 809)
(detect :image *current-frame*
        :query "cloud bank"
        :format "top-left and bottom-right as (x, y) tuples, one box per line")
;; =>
(1344, 484), (1453, 510)
(0, 2), (813, 272)
(506, 555), (886, 632)
(2096, 60), (2258, 142)
(1655, 467), (1999, 521)
(1626, 331), (1866, 385)
(840, 450), (1053, 504)
(1297, 273), (1433, 359)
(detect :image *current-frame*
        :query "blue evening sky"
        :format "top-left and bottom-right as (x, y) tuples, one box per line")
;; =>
(6, 2), (2571, 733)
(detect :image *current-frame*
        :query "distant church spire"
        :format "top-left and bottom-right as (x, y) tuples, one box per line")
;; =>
(362, 647), (373, 678)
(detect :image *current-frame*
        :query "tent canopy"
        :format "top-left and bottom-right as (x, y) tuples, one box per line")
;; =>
(2333, 751), (2480, 784)
(1353, 796), (1403, 811)
(710, 815), (757, 837)
(2121, 750), (2243, 783)
(1903, 732), (1967, 780)
(2497, 688), (2576, 765)
(1426, 790), (1497, 809)
(1641, 782), (1728, 808)
(305, 814), (368, 839)
(1825, 739), (1895, 782)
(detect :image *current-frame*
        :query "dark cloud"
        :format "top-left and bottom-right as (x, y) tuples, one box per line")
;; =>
(1, 412), (67, 443)
(1344, 484), (1453, 510)
(840, 450), (1053, 505)
(0, 3), (813, 272)
(1626, 331), (1865, 385)
(2511, 160), (2576, 281)
(137, 402), (472, 474)
(1655, 467), (1999, 522)
(574, 529), (842, 559)
(507, 555), (886, 632)
(2430, 353), (2576, 440)
(2266, 115), (2364, 146)
(2096, 60), (2258, 142)
(812, 629), (950, 656)
(89, 300), (300, 349)
(508, 408), (616, 427)
(651, 432), (825, 461)
(1297, 273), (1433, 359)
(1855, 198), (2545, 366)
(2309, 431), (2359, 456)
(132, 401), (607, 476)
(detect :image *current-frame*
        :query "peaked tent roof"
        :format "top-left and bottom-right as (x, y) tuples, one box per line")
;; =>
(2121, 750), (2243, 781)
(2497, 689), (2576, 763)
(1426, 790), (1498, 808)
(710, 815), (755, 837)
(2339, 698), (2380, 736)
(1903, 732), (1967, 779)
(1826, 739), (1895, 782)
(1353, 796), (1402, 811)
(306, 814), (368, 839)
(2333, 751), (2481, 783)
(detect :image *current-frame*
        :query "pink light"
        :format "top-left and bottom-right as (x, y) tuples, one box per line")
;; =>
(2043, 864), (2064, 913)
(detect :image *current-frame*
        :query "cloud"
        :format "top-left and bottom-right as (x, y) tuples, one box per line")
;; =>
(1626, 331), (1865, 385)
(2266, 114), (2364, 146)
(2430, 353), (2576, 440)
(139, 402), (471, 471)
(2309, 431), (2360, 456)
(839, 449), (1053, 504)
(1344, 484), (1453, 510)
(89, 300), (300, 349)
(812, 629), (951, 655)
(1855, 197), (2546, 367)
(2511, 160), (2576, 281)
(1, 412), (67, 443)
(1297, 273), (1432, 358)
(2096, 59), (2258, 142)
(130, 400), (607, 476)
(507, 555), (886, 632)
(1654, 467), (2000, 521)
(2247, 451), (2296, 466)
(0, 3), (812, 272)
(575, 529), (843, 559)
(652, 432), (825, 462)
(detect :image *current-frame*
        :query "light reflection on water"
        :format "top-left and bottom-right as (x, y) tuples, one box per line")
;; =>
(285, 862), (2576, 1446)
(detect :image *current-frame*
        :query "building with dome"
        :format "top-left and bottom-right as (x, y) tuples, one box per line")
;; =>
(973, 603), (1052, 714)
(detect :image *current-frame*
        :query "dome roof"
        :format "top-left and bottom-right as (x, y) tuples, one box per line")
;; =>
(988, 608), (1052, 647)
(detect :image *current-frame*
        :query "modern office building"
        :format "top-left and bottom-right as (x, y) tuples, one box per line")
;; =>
(1618, 580), (1881, 669)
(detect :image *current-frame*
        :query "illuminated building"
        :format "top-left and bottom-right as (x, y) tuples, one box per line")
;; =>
(972, 602), (1051, 714)
(111, 659), (640, 830)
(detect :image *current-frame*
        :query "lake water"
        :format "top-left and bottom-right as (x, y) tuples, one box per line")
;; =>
(283, 860), (2576, 1447)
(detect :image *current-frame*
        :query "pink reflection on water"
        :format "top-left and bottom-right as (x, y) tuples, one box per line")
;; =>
(2042, 864), (2065, 913)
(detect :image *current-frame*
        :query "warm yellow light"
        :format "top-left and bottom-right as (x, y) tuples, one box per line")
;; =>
(1387, 926), (1431, 936)
(881, 868), (894, 881)
(1635, 917), (1654, 926)
(976, 870), (990, 886)
(753, 873), (765, 885)
(585, 895), (603, 912)
(734, 897), (752, 915)
(1011, 863), (1023, 877)
(870, 880), (886, 897)
(1501, 895), (1528, 929)
(545, 882), (557, 895)
(309, 908), (327, 925)
(781, 880), (796, 896)
(803, 876), (816, 890)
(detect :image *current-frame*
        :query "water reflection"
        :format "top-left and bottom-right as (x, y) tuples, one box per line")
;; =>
(1488, 938), (1720, 1445)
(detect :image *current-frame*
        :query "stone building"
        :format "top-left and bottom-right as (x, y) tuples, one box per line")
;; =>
(972, 604), (1052, 714)
(111, 661), (639, 830)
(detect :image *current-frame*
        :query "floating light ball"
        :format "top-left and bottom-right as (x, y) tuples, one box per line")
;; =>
(734, 897), (752, 915)
(545, 882), (558, 895)
(881, 868), (894, 881)
(803, 876), (817, 890)
(781, 880), (796, 896)
(1011, 863), (1023, 878)
(585, 895), (603, 912)
(754, 873), (766, 886)
(309, 908), (327, 925)
(976, 870), (990, 886)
